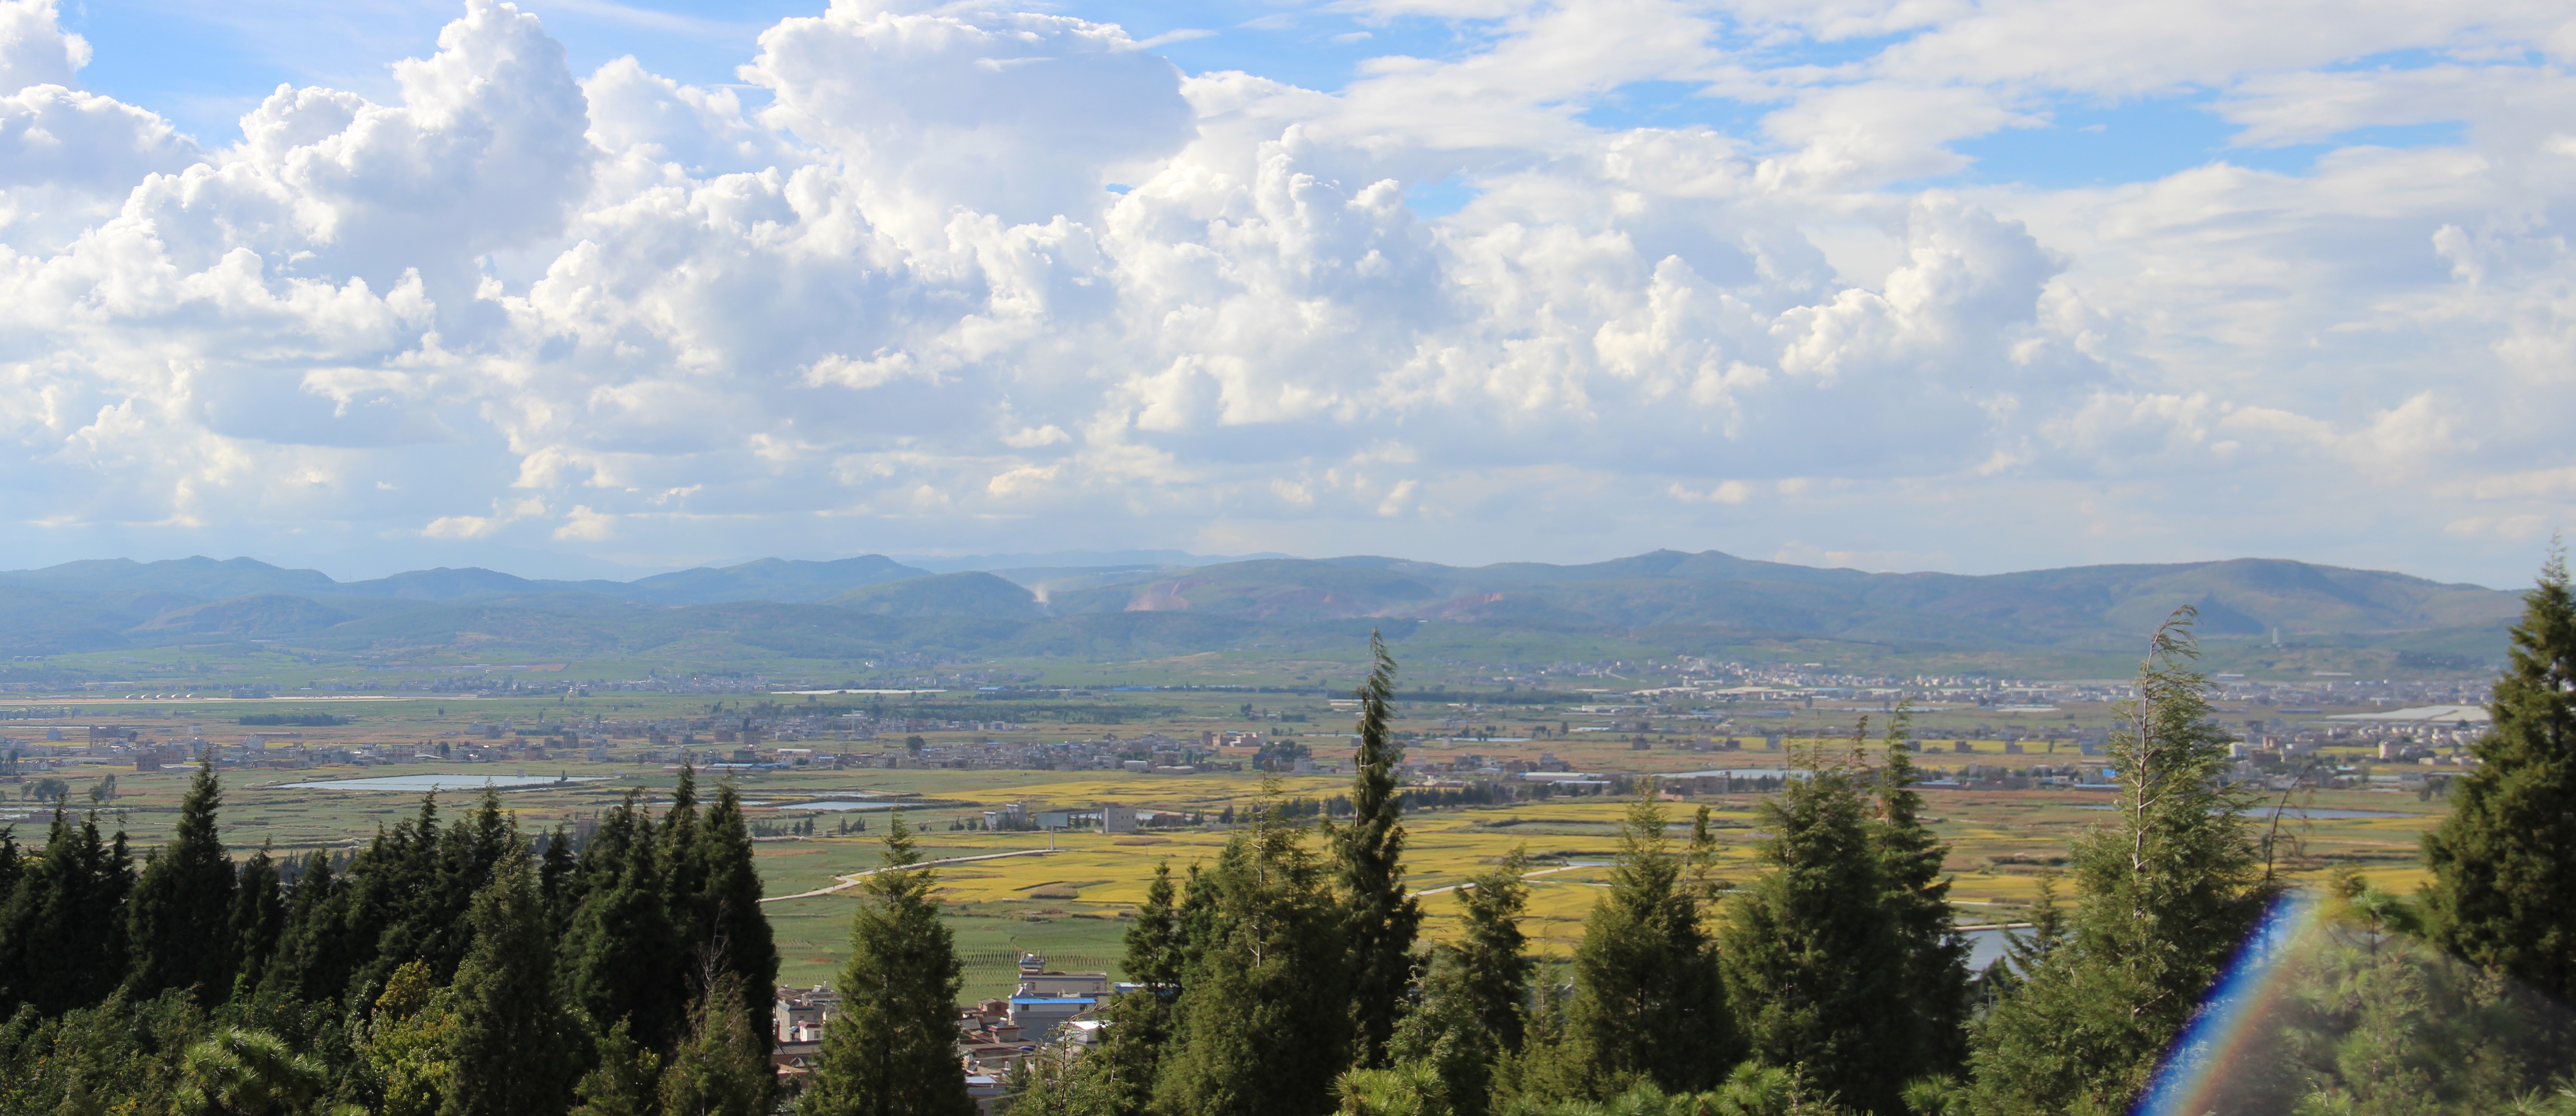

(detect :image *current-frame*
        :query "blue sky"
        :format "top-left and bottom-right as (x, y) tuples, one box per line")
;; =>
(2, 0), (2570, 584)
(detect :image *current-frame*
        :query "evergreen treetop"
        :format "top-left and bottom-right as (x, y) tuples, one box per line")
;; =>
(1332, 632), (1421, 1070)
(2424, 546), (2576, 1008)
(127, 761), (238, 1005)
(800, 812), (974, 1116)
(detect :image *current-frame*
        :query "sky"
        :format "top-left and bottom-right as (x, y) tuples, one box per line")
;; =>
(2, 0), (2573, 585)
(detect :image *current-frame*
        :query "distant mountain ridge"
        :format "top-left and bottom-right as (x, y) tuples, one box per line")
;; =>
(0, 549), (2527, 665)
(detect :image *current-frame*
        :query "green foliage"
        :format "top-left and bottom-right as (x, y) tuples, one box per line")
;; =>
(1873, 711), (1972, 1080)
(1968, 609), (2274, 1115)
(559, 791), (687, 1053)
(657, 971), (774, 1116)
(1337, 1061), (1452, 1116)
(256, 851), (345, 1005)
(1719, 729), (1908, 1115)
(172, 1026), (327, 1116)
(1537, 795), (1728, 1101)
(2423, 548), (2576, 1010)
(800, 812), (974, 1116)
(126, 762), (237, 1005)
(0, 989), (208, 1116)
(227, 846), (287, 1004)
(0, 812), (133, 1017)
(569, 1020), (660, 1116)
(1393, 849), (1537, 1116)
(693, 782), (779, 1027)
(361, 961), (457, 1116)
(442, 847), (575, 1116)
(1154, 792), (1350, 1116)
(1333, 632), (1422, 1070)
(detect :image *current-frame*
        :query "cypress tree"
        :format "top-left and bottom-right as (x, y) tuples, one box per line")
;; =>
(1331, 633), (1421, 1070)
(1968, 609), (2274, 1115)
(695, 782), (778, 1026)
(1153, 795), (1350, 1116)
(443, 847), (575, 1116)
(260, 850), (347, 1004)
(1390, 849), (1535, 1116)
(2422, 548), (2576, 1008)
(1558, 795), (1728, 1098)
(657, 970), (774, 1116)
(1874, 709), (1971, 1082)
(380, 790), (513, 984)
(1720, 733), (1908, 1114)
(539, 824), (577, 934)
(0, 811), (133, 1015)
(800, 812), (974, 1116)
(127, 760), (238, 1004)
(0, 826), (23, 902)
(561, 790), (688, 1053)
(229, 844), (288, 1002)
(345, 799), (443, 996)
(663, 766), (706, 948)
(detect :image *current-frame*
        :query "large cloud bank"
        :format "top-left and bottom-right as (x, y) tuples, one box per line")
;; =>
(2, 0), (2573, 581)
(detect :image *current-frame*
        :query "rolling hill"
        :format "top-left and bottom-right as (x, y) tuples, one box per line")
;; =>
(0, 549), (2529, 672)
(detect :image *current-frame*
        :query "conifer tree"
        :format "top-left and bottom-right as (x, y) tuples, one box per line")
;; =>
(261, 849), (357, 1005)
(0, 811), (133, 1015)
(658, 969), (774, 1116)
(1968, 609), (2273, 1115)
(381, 789), (513, 983)
(127, 760), (238, 1004)
(663, 765), (706, 946)
(228, 845), (287, 1002)
(0, 826), (23, 902)
(569, 1021), (661, 1116)
(1332, 633), (1421, 1069)
(443, 847), (574, 1116)
(1873, 709), (1971, 1081)
(2423, 547), (2576, 1008)
(1054, 861), (1188, 1116)
(1389, 850), (1535, 1116)
(801, 812), (974, 1116)
(695, 782), (778, 1026)
(1154, 794), (1350, 1116)
(539, 824), (577, 933)
(1557, 795), (1728, 1098)
(1721, 730), (1908, 1114)
(346, 798), (443, 995)
(561, 790), (688, 1053)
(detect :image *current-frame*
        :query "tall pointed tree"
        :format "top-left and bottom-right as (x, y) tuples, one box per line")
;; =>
(0, 811), (133, 1015)
(229, 844), (288, 1001)
(561, 790), (688, 1053)
(800, 812), (974, 1116)
(260, 850), (348, 1004)
(1389, 849), (1536, 1116)
(695, 781), (778, 1027)
(1874, 707), (1972, 1081)
(663, 765), (707, 948)
(657, 969), (774, 1116)
(1720, 728), (1908, 1115)
(1969, 609), (2274, 1115)
(442, 847), (575, 1116)
(1559, 795), (1729, 1098)
(346, 797), (443, 995)
(1154, 794), (1351, 1116)
(127, 760), (239, 1003)
(2423, 546), (2576, 1008)
(1332, 632), (1421, 1070)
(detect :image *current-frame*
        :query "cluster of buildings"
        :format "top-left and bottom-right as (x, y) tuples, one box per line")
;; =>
(772, 954), (1119, 1114)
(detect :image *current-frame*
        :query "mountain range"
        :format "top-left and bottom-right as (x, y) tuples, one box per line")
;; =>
(0, 551), (2529, 670)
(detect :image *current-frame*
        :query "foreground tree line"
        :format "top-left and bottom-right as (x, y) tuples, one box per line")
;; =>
(0, 766), (780, 1116)
(6, 555), (2576, 1116)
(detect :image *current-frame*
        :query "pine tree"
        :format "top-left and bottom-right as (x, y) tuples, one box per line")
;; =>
(1389, 850), (1535, 1116)
(228, 845), (287, 1002)
(127, 761), (238, 1004)
(2422, 547), (2576, 1008)
(1968, 609), (2274, 1115)
(258, 850), (344, 1004)
(0, 826), (24, 903)
(1154, 795), (1350, 1116)
(0, 811), (133, 1015)
(1720, 730), (1907, 1115)
(664, 766), (707, 947)
(442, 846), (574, 1116)
(383, 789), (514, 983)
(658, 969), (774, 1116)
(1332, 632), (1421, 1069)
(1873, 709), (1971, 1081)
(345, 798), (444, 996)
(695, 782), (779, 1027)
(1557, 795), (1728, 1099)
(800, 812), (974, 1116)
(539, 824), (577, 933)
(561, 790), (689, 1053)
(569, 1020), (661, 1116)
